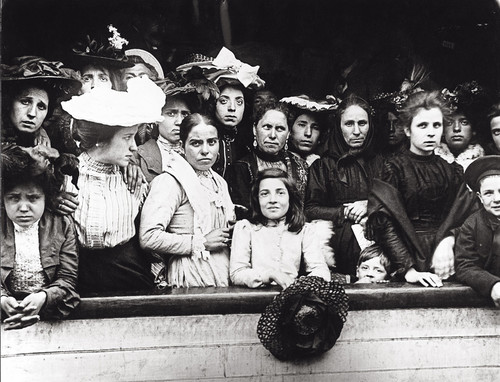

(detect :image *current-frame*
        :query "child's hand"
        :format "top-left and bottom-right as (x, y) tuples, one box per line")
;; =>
(263, 270), (294, 290)
(1, 295), (22, 316)
(19, 291), (47, 317)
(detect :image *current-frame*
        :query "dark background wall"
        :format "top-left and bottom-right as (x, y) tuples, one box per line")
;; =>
(2, 0), (499, 99)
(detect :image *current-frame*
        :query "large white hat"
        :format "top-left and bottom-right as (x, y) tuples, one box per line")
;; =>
(62, 77), (165, 126)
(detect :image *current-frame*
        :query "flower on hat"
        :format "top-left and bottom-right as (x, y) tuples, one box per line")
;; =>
(61, 77), (165, 126)
(108, 25), (129, 50)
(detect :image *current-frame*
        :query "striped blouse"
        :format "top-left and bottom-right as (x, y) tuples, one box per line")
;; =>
(68, 152), (148, 249)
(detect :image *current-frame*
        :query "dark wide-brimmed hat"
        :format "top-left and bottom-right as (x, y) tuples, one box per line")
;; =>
(257, 276), (349, 360)
(1, 56), (82, 97)
(71, 25), (134, 70)
(464, 156), (500, 192)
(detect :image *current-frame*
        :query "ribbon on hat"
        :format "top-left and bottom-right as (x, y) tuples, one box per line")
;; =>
(211, 47), (263, 88)
(1, 56), (78, 80)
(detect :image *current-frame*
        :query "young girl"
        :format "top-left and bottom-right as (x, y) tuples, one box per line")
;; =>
(230, 168), (331, 289)
(1, 146), (80, 330)
(355, 245), (391, 284)
(367, 91), (477, 287)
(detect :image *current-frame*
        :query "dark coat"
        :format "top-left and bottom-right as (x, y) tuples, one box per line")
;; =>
(455, 209), (500, 298)
(136, 139), (163, 183)
(367, 178), (479, 274)
(1, 211), (80, 320)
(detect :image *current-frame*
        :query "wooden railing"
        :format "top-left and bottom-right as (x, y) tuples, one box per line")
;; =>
(70, 282), (493, 319)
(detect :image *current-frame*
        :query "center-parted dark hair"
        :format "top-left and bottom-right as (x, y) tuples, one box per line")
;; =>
(179, 113), (218, 147)
(397, 90), (452, 132)
(254, 102), (292, 127)
(2, 79), (58, 124)
(335, 94), (373, 130)
(487, 102), (500, 126)
(249, 168), (305, 233)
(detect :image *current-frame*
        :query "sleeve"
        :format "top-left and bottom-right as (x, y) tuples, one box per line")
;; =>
(380, 160), (401, 189)
(40, 216), (80, 320)
(229, 220), (265, 288)
(139, 174), (195, 255)
(304, 160), (343, 223)
(370, 213), (415, 277)
(301, 224), (331, 281)
(455, 216), (500, 297)
(225, 161), (252, 213)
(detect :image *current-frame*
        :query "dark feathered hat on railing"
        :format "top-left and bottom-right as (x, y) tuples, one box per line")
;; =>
(257, 276), (349, 360)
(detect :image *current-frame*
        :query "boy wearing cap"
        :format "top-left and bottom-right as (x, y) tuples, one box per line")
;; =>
(455, 156), (500, 307)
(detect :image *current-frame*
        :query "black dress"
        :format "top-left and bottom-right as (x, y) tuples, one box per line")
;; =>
(304, 123), (384, 277)
(367, 150), (477, 276)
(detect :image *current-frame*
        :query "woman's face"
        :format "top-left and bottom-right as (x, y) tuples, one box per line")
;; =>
(253, 110), (289, 155)
(4, 182), (45, 228)
(387, 111), (405, 146)
(10, 87), (49, 134)
(120, 63), (154, 90)
(290, 113), (321, 155)
(490, 116), (500, 151)
(81, 65), (113, 94)
(184, 123), (220, 171)
(94, 125), (138, 167)
(405, 107), (443, 156)
(258, 178), (289, 221)
(444, 112), (473, 152)
(158, 97), (191, 144)
(215, 86), (245, 127)
(340, 105), (370, 149)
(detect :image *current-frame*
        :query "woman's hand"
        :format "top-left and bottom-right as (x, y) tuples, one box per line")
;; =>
(344, 200), (368, 224)
(121, 163), (146, 193)
(431, 236), (455, 280)
(204, 228), (231, 251)
(263, 270), (294, 290)
(405, 268), (443, 287)
(54, 191), (79, 215)
(491, 282), (500, 308)
(33, 128), (51, 147)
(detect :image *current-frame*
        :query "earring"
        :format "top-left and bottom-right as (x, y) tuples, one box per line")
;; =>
(95, 143), (100, 147)
(284, 140), (288, 151)
(253, 137), (257, 148)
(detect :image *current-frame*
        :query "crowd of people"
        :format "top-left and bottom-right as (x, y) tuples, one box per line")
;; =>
(1, 25), (500, 330)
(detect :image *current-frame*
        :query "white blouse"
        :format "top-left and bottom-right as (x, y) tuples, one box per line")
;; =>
(68, 151), (148, 248)
(230, 219), (331, 288)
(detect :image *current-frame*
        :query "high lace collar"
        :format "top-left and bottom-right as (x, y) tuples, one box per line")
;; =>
(13, 220), (40, 233)
(157, 135), (184, 154)
(81, 151), (119, 174)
